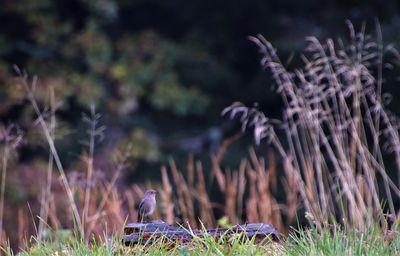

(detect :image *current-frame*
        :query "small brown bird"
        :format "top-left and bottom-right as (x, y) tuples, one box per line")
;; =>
(137, 189), (157, 222)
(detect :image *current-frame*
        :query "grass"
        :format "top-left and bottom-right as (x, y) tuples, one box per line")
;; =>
(6, 230), (276, 255)
(284, 225), (400, 256)
(1, 224), (398, 255)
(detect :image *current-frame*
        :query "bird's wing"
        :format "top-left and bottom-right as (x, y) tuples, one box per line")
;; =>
(138, 198), (149, 214)
(138, 198), (145, 211)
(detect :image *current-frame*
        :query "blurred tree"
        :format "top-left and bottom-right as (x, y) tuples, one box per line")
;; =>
(0, 0), (234, 174)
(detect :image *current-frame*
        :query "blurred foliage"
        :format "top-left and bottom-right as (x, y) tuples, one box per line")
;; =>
(1, 0), (400, 180)
(0, 0), (230, 174)
(118, 128), (160, 162)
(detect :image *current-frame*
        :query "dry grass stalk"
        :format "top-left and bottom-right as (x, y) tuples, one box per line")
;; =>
(47, 195), (61, 230)
(282, 158), (299, 228)
(211, 156), (226, 192)
(187, 154), (194, 188)
(0, 230), (5, 249)
(195, 161), (215, 227)
(17, 208), (26, 249)
(267, 151), (277, 192)
(168, 159), (189, 222)
(104, 188), (124, 230)
(236, 160), (246, 221)
(168, 158), (196, 227)
(245, 163), (259, 222)
(161, 166), (175, 224)
(304, 159), (317, 219)
(178, 171), (196, 227)
(224, 169), (238, 224)
(124, 189), (137, 220)
(254, 157), (272, 224)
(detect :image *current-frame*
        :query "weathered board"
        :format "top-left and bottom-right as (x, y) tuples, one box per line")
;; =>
(123, 220), (279, 245)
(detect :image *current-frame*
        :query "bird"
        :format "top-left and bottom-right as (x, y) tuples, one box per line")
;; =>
(137, 189), (157, 222)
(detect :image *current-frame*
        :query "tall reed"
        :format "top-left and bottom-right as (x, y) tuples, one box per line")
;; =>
(223, 22), (400, 230)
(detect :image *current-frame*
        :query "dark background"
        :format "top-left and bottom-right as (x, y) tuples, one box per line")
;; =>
(1, 0), (400, 187)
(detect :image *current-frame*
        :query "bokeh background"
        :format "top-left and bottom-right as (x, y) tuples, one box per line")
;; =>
(1, 0), (400, 250)
(2, 0), (400, 179)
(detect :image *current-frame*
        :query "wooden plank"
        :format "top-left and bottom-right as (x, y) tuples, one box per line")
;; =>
(123, 220), (279, 245)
